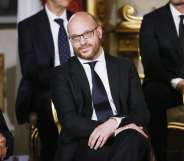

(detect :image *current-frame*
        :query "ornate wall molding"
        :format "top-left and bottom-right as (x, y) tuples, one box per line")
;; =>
(87, 0), (105, 25)
(119, 4), (142, 30)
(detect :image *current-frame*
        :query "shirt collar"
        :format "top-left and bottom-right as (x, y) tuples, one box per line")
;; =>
(170, 3), (183, 17)
(78, 47), (105, 65)
(45, 4), (68, 22)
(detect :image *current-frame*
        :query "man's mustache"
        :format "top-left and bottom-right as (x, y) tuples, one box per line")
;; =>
(79, 44), (92, 50)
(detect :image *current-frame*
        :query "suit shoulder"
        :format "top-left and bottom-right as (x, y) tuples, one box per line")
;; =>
(107, 54), (133, 68)
(52, 64), (69, 75)
(67, 10), (74, 19)
(51, 65), (68, 83)
(144, 3), (169, 19)
(18, 9), (45, 26)
(52, 57), (76, 74)
(53, 65), (63, 72)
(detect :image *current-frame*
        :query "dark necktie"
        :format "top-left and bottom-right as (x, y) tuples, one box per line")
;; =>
(88, 61), (113, 121)
(55, 18), (71, 64)
(179, 15), (184, 53)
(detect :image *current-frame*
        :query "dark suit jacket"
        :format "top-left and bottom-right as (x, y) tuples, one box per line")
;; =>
(16, 9), (73, 124)
(139, 3), (184, 108)
(51, 54), (149, 161)
(0, 111), (13, 159)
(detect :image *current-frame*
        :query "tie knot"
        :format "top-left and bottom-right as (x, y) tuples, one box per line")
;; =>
(54, 18), (64, 26)
(87, 61), (97, 69)
(180, 15), (184, 21)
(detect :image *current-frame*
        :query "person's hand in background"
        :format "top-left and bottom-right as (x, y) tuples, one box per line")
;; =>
(0, 133), (7, 160)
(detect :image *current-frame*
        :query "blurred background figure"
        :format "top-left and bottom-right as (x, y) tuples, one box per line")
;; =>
(15, 0), (75, 161)
(0, 110), (13, 160)
(139, 0), (184, 161)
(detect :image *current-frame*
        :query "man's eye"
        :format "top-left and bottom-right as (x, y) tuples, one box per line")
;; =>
(84, 31), (92, 37)
(72, 36), (80, 41)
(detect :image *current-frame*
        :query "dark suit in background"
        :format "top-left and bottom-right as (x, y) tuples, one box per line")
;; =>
(16, 6), (73, 161)
(139, 3), (184, 161)
(0, 110), (13, 160)
(52, 55), (150, 161)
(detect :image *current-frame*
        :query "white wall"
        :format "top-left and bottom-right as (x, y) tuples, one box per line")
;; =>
(0, 28), (17, 123)
(0, 29), (17, 69)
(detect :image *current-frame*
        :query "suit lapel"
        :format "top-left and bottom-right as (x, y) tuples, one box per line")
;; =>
(105, 54), (120, 113)
(36, 9), (55, 66)
(66, 10), (73, 20)
(163, 4), (181, 56)
(70, 57), (93, 116)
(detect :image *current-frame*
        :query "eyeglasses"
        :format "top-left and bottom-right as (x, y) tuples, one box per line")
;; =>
(69, 26), (98, 44)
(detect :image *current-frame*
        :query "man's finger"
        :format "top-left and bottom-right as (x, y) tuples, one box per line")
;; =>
(89, 135), (98, 149)
(133, 127), (148, 138)
(88, 129), (96, 146)
(129, 124), (148, 138)
(100, 136), (108, 148)
(94, 136), (103, 150)
(115, 126), (129, 135)
(115, 124), (148, 138)
(88, 130), (100, 149)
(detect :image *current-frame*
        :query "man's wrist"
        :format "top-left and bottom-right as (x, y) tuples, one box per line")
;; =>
(109, 117), (119, 129)
(110, 117), (125, 128)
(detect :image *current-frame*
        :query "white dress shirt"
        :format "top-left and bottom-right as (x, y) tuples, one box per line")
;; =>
(78, 48), (122, 126)
(170, 4), (184, 88)
(45, 5), (74, 67)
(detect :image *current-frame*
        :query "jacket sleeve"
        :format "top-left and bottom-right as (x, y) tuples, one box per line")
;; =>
(18, 21), (40, 84)
(119, 62), (150, 128)
(15, 78), (33, 124)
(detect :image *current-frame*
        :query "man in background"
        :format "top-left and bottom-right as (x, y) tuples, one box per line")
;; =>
(52, 11), (150, 161)
(140, 1), (184, 161)
(16, 0), (73, 161)
(0, 110), (13, 160)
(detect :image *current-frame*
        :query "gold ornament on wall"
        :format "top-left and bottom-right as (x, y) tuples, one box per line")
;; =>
(87, 0), (105, 26)
(120, 4), (142, 29)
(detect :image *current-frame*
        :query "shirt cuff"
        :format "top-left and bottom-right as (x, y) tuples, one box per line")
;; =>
(171, 78), (183, 89)
(111, 117), (125, 129)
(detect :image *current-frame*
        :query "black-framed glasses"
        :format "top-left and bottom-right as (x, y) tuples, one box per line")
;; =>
(69, 26), (98, 44)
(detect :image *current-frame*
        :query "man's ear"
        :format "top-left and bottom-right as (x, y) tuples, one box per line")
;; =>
(96, 26), (103, 39)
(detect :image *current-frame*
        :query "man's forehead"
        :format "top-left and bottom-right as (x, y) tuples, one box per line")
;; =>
(69, 24), (96, 36)
(70, 16), (95, 26)
(68, 19), (96, 34)
(68, 12), (97, 27)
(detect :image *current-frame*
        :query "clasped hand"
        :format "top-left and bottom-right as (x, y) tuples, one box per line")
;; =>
(88, 119), (148, 150)
(0, 134), (7, 161)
